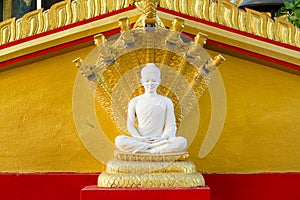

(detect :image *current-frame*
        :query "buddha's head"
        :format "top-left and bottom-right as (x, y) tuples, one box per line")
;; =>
(141, 63), (161, 94)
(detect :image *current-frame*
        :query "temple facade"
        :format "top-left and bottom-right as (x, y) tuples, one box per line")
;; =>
(0, 0), (299, 200)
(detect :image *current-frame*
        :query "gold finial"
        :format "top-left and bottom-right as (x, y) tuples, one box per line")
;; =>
(73, 57), (83, 68)
(144, 0), (157, 24)
(119, 17), (131, 32)
(170, 18), (184, 32)
(194, 32), (208, 47)
(212, 54), (225, 66)
(94, 34), (106, 46)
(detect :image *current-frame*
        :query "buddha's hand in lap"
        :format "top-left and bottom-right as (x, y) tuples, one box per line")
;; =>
(136, 136), (168, 144)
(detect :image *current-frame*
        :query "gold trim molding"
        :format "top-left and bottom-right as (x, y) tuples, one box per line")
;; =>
(0, 0), (132, 45)
(159, 0), (300, 48)
(0, 0), (299, 48)
(0, 0), (299, 71)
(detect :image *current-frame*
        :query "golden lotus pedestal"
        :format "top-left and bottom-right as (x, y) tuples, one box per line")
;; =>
(98, 150), (205, 188)
(81, 151), (210, 200)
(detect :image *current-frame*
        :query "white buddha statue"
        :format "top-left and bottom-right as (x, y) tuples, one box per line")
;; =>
(115, 63), (187, 154)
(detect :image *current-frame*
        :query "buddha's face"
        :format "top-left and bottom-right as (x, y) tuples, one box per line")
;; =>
(141, 74), (160, 94)
(141, 63), (161, 94)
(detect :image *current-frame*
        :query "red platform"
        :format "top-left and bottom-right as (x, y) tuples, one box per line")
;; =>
(81, 186), (210, 200)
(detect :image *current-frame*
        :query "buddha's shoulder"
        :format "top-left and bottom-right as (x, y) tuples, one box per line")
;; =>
(129, 95), (142, 104)
(158, 95), (172, 103)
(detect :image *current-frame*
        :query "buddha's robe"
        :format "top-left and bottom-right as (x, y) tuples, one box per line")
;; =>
(115, 95), (187, 153)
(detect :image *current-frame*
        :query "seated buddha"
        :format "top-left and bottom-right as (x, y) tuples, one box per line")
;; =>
(115, 63), (187, 154)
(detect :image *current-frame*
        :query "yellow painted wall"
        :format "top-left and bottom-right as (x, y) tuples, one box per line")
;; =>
(0, 45), (300, 173)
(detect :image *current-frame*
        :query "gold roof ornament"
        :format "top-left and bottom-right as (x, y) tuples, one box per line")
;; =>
(133, 0), (165, 29)
(144, 0), (157, 25)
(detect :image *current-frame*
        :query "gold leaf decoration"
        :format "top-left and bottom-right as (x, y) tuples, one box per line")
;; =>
(0, 18), (15, 45)
(50, 0), (72, 29)
(21, 9), (44, 37)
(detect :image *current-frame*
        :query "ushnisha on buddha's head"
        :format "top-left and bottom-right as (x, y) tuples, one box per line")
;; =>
(140, 63), (161, 94)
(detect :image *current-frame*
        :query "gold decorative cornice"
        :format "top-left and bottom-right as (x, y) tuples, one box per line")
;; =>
(22, 9), (44, 38)
(158, 10), (300, 67)
(0, 0), (132, 45)
(159, 0), (300, 48)
(0, 18), (16, 45)
(0, 0), (299, 72)
(0, 0), (299, 48)
(50, 0), (72, 29)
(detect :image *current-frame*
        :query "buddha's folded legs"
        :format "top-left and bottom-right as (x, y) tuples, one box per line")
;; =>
(115, 135), (187, 154)
(149, 136), (187, 153)
(115, 135), (150, 153)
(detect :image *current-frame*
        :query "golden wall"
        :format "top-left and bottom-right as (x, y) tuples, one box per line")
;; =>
(1, 43), (299, 173)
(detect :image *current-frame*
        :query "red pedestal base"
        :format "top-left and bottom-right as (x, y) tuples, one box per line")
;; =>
(81, 186), (210, 200)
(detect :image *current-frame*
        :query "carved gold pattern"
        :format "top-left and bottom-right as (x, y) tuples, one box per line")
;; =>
(274, 18), (296, 45)
(42, 10), (51, 32)
(99, 0), (108, 14)
(173, 0), (180, 13)
(0, 0), (298, 48)
(267, 18), (275, 40)
(159, 0), (300, 48)
(98, 172), (205, 188)
(114, 150), (189, 161)
(50, 0), (72, 29)
(21, 9), (44, 38)
(0, 18), (15, 45)
(237, 9), (247, 31)
(246, 9), (268, 37)
(218, 0), (238, 29)
(106, 159), (196, 173)
(98, 151), (205, 188)
(193, 0), (209, 20)
(187, 0), (196, 17)
(15, 19), (23, 40)
(209, 1), (218, 23)
(179, 0), (188, 15)
(71, 0), (85, 23)
(133, 0), (164, 29)
(165, 0), (174, 11)
(296, 29), (300, 47)
(86, 0), (101, 19)
(144, 0), (157, 24)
